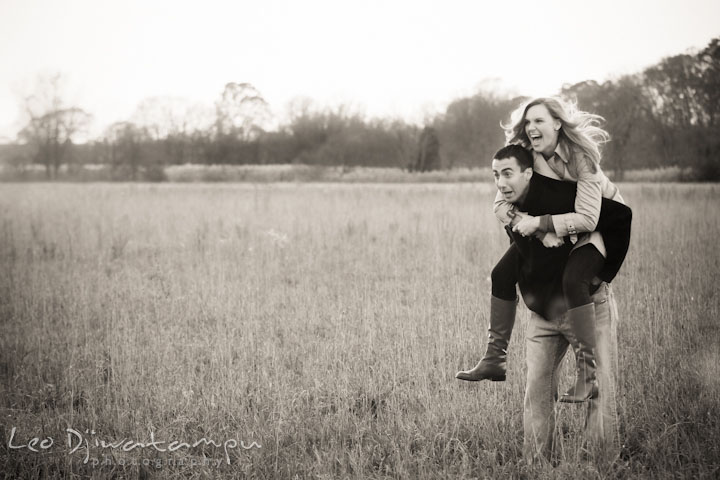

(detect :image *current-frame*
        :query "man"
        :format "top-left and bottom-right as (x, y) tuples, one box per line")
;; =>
(479, 145), (630, 463)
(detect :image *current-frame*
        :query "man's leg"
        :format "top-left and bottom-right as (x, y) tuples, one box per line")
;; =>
(584, 282), (620, 458)
(523, 311), (569, 464)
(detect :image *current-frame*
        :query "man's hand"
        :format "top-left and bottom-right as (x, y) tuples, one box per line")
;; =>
(512, 215), (540, 237)
(537, 232), (564, 248)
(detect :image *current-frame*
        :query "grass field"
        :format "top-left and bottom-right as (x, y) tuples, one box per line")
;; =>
(1, 182), (719, 479)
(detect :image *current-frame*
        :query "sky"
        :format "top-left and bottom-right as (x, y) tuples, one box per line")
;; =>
(0, 0), (718, 142)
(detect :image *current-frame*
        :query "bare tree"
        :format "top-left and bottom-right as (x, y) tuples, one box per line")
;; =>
(563, 77), (652, 180)
(389, 120), (419, 170)
(17, 73), (92, 179)
(435, 90), (519, 168)
(642, 43), (720, 177)
(131, 96), (213, 166)
(412, 126), (441, 172)
(131, 96), (197, 140)
(103, 121), (146, 180)
(215, 82), (272, 141)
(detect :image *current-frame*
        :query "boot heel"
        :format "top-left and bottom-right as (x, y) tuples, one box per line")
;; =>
(559, 382), (598, 403)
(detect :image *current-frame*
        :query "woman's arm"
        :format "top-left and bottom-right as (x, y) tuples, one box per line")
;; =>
(513, 158), (603, 237)
(541, 159), (603, 237)
(601, 172), (625, 204)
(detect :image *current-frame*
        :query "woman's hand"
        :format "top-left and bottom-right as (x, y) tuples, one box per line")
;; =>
(512, 215), (540, 237)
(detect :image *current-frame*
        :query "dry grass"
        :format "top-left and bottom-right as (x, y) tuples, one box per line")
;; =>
(2, 163), (714, 183)
(165, 164), (492, 183)
(1, 182), (719, 479)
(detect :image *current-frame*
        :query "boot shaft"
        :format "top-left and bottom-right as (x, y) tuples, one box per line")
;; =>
(488, 295), (518, 350)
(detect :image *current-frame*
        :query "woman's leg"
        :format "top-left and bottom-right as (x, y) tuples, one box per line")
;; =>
(456, 246), (519, 382)
(491, 245), (520, 301)
(559, 244), (605, 402)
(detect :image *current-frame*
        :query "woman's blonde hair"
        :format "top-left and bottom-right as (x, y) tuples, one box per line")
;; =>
(502, 97), (610, 173)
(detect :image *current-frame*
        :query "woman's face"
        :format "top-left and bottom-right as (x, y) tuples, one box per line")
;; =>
(524, 103), (561, 156)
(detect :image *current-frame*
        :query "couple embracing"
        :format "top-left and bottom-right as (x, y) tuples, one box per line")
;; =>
(456, 97), (632, 464)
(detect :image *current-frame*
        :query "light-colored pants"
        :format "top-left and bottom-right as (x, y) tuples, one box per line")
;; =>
(523, 282), (620, 464)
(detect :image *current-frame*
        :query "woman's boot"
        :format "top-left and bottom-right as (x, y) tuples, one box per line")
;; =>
(560, 303), (599, 402)
(456, 296), (517, 382)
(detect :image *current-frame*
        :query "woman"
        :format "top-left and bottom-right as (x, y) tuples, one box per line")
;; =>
(456, 97), (627, 403)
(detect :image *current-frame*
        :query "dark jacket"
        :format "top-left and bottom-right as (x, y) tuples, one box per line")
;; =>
(507, 172), (632, 317)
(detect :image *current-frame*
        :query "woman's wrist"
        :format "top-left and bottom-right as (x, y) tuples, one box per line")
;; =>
(538, 214), (555, 233)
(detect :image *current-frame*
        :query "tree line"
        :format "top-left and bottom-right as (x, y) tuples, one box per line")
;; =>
(6, 36), (720, 180)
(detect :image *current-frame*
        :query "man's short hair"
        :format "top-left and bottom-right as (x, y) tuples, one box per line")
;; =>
(494, 144), (533, 170)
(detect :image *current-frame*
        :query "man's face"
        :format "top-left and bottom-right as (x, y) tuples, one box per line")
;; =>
(492, 156), (532, 204)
